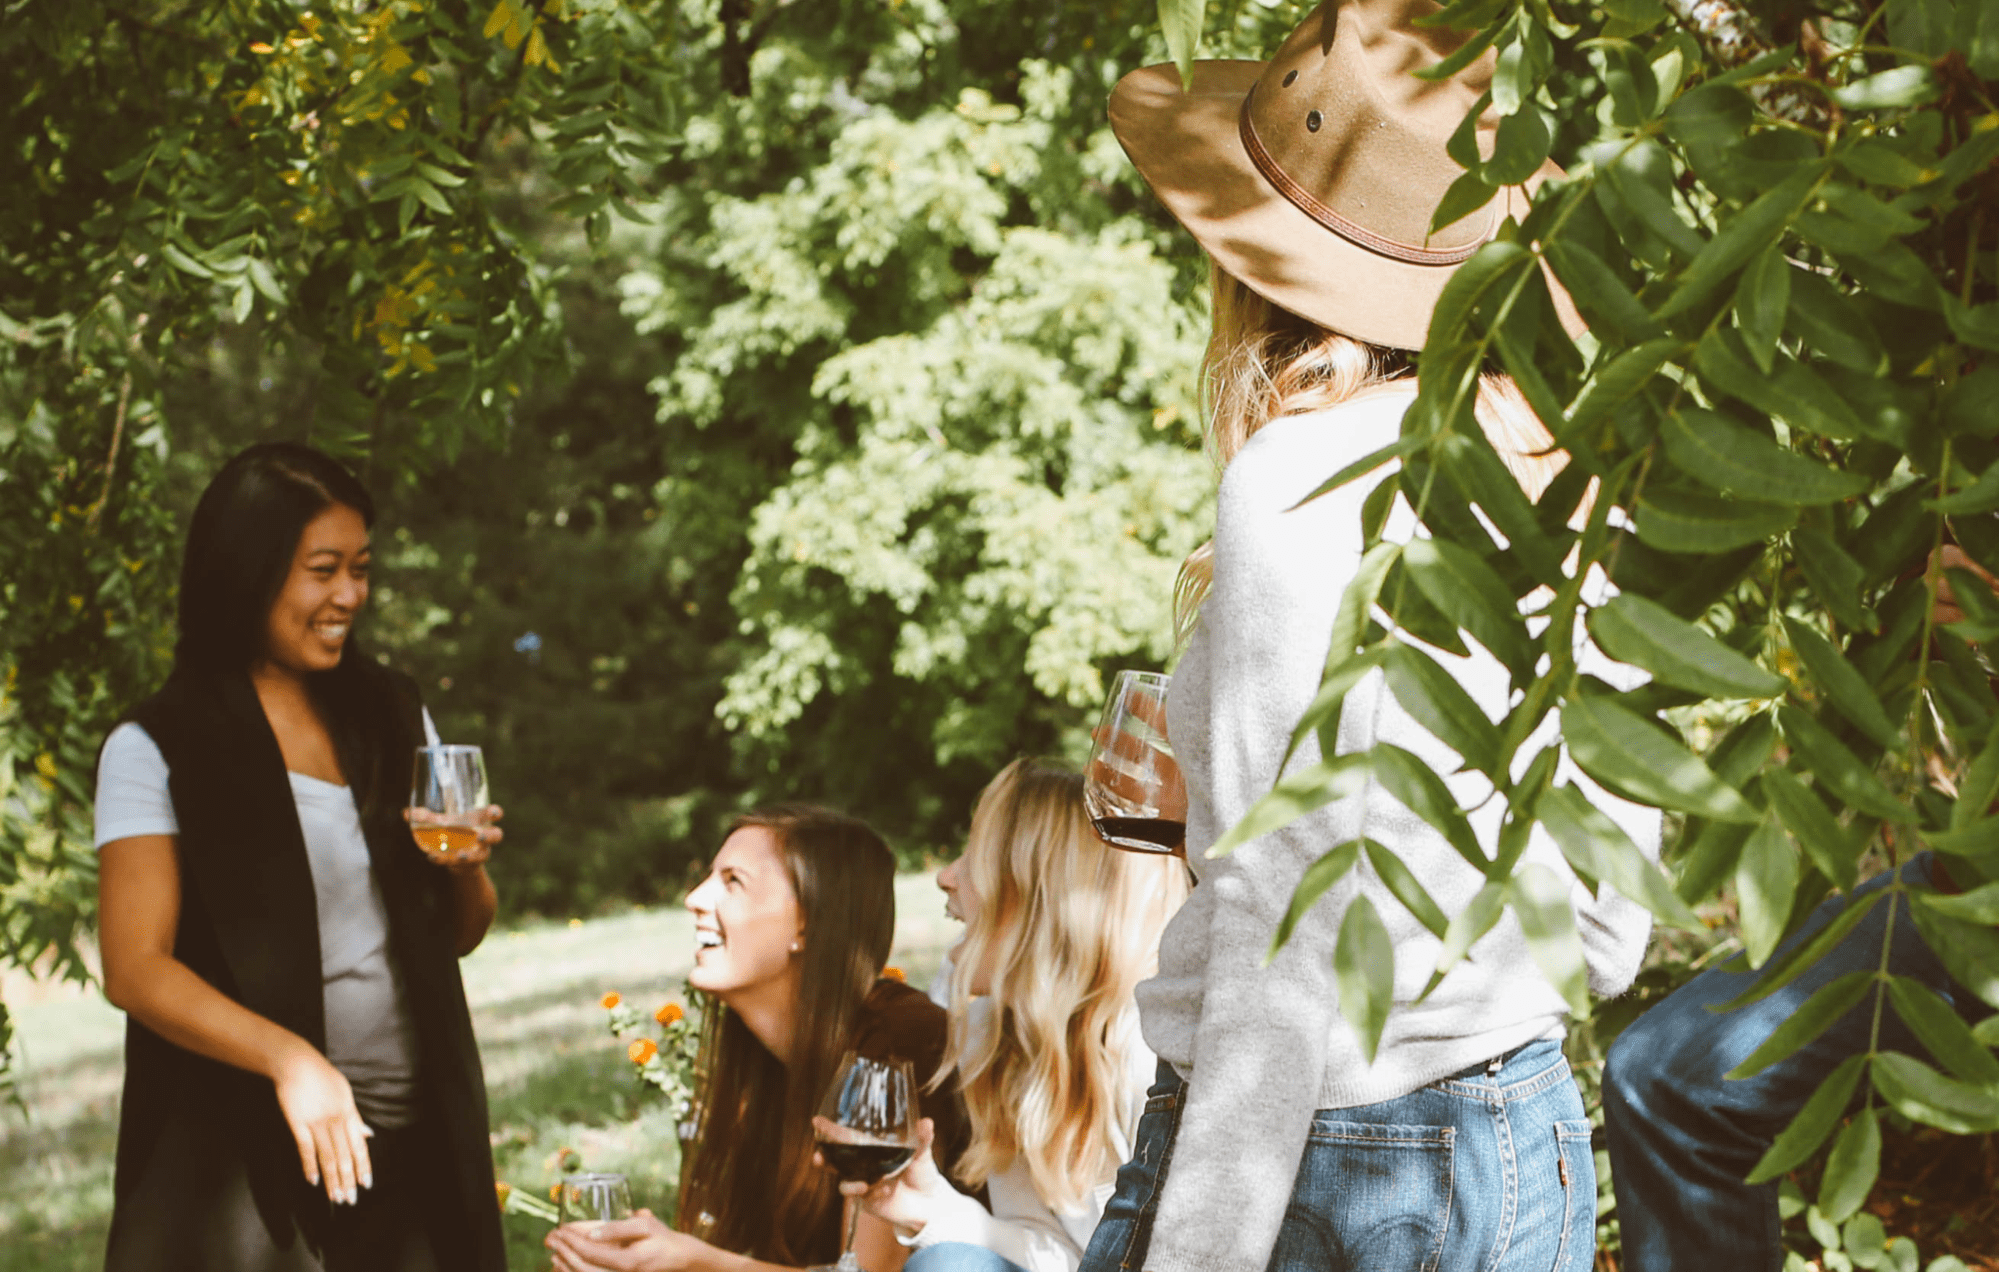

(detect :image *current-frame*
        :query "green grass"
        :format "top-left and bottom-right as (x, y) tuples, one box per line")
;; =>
(0, 874), (956, 1271)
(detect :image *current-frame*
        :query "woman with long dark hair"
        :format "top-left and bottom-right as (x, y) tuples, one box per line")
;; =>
(546, 805), (971, 1272)
(94, 442), (505, 1271)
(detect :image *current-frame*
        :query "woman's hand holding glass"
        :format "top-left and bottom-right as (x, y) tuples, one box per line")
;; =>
(269, 1041), (372, 1207)
(827, 1115), (944, 1237)
(408, 744), (503, 870)
(544, 1208), (711, 1272)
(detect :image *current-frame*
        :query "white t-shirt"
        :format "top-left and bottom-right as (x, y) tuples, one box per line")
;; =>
(911, 960), (1154, 1272)
(95, 720), (427, 1127)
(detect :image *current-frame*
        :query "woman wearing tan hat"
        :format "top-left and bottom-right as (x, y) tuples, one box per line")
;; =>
(1079, 3), (1659, 1271)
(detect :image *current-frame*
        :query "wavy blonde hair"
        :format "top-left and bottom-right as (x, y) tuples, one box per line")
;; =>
(937, 758), (1190, 1211)
(1175, 266), (1569, 641)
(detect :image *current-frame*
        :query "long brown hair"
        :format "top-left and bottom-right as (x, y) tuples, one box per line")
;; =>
(937, 759), (1187, 1209)
(676, 805), (897, 1263)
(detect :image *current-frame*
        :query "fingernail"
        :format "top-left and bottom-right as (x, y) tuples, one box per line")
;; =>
(360, 1173), (373, 1190)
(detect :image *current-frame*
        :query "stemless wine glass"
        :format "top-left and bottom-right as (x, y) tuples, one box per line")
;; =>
(409, 744), (489, 862)
(807, 1053), (919, 1272)
(557, 1172), (634, 1225)
(1084, 671), (1188, 855)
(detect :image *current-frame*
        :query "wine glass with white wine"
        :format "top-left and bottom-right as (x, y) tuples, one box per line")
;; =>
(409, 745), (488, 863)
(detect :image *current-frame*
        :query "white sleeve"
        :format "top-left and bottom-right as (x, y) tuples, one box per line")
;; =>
(906, 1184), (1088, 1272)
(94, 723), (178, 848)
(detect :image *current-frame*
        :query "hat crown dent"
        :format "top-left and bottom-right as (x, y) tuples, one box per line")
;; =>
(1245, 0), (1499, 255)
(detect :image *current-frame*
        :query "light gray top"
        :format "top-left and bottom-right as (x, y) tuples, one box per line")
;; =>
(96, 721), (422, 1128)
(1135, 392), (1658, 1272)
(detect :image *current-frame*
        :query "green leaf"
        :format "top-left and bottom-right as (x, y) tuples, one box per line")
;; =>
(1870, 1051), (1999, 1133)
(1736, 814), (1800, 967)
(1908, 897), (1999, 1010)
(1333, 895), (1396, 1063)
(1782, 618), (1902, 750)
(1675, 820), (1752, 904)
(1589, 593), (1784, 699)
(1542, 240), (1663, 344)
(1600, 138), (1705, 261)
(1634, 491), (1796, 554)
(1425, 241), (1533, 360)
(1734, 244), (1791, 373)
(161, 242), (214, 279)
(1268, 840), (1362, 961)
(1429, 879), (1507, 988)
(1929, 459), (1999, 515)
(1208, 753), (1371, 859)
(1691, 326), (1874, 442)
(1746, 1052), (1868, 1182)
(1330, 542), (1402, 666)
(1793, 528), (1876, 634)
(1538, 782), (1702, 930)
(1778, 706), (1914, 824)
(1158, 0), (1206, 88)
(1953, 720), (1999, 830)
(1886, 975), (1999, 1084)
(1660, 167), (1825, 321)
(1383, 642), (1500, 775)
(246, 257), (285, 305)
(1761, 769), (1861, 891)
(1915, 879), (1999, 924)
(1817, 1106), (1881, 1224)
(1484, 105), (1553, 187)
(1363, 840), (1451, 938)
(1836, 137), (1937, 189)
(1369, 742), (1489, 871)
(1432, 170), (1503, 236)
(1293, 439), (1422, 510)
(1281, 647), (1389, 775)
(1401, 537), (1533, 675)
(1727, 970), (1874, 1078)
(1415, 18), (1502, 83)
(1718, 890), (1888, 1010)
(1831, 65), (1941, 110)
(1564, 337), (1683, 437)
(1786, 268), (1889, 375)
(1562, 696), (1760, 823)
(1510, 862), (1588, 1014)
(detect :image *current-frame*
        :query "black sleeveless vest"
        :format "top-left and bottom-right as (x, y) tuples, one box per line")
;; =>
(102, 667), (504, 1271)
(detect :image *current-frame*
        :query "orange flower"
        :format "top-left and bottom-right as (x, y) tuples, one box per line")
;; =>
(601, 991), (621, 1009)
(629, 1038), (658, 1065)
(655, 1002), (684, 1026)
(881, 966), (906, 983)
(549, 1183), (562, 1201)
(495, 1181), (512, 1208)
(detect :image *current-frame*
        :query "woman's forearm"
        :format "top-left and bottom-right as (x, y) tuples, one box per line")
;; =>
(450, 862), (497, 955)
(104, 949), (318, 1081)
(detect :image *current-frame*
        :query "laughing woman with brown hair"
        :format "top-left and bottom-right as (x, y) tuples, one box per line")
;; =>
(546, 806), (972, 1272)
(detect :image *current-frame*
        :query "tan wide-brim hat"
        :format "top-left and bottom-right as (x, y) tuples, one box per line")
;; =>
(1109, 0), (1576, 352)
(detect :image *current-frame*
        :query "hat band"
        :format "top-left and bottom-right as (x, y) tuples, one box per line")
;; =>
(1237, 84), (1492, 267)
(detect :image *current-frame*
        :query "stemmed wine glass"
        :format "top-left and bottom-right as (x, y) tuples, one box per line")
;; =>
(410, 744), (489, 862)
(557, 1172), (634, 1225)
(808, 1053), (919, 1272)
(1084, 671), (1188, 856)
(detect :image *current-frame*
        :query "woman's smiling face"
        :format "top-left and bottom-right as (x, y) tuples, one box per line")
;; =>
(685, 826), (804, 1000)
(262, 502), (370, 676)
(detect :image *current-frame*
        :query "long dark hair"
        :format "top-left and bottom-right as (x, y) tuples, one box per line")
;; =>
(173, 442), (412, 821)
(678, 805), (898, 1264)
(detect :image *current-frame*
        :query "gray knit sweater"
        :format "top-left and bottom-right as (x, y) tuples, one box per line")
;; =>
(1136, 392), (1658, 1272)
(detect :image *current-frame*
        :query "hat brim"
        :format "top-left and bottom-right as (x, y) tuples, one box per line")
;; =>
(1109, 60), (1577, 352)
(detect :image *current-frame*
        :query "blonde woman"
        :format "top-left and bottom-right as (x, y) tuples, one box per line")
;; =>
(1077, 3), (1661, 1271)
(842, 758), (1188, 1272)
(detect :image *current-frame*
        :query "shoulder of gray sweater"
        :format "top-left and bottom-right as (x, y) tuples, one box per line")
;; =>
(1218, 392), (1415, 514)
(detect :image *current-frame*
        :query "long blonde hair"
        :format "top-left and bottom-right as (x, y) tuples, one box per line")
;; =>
(1175, 266), (1567, 640)
(937, 759), (1190, 1211)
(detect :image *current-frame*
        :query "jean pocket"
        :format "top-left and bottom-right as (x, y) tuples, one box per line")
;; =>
(1269, 1122), (1455, 1272)
(1551, 1119), (1596, 1272)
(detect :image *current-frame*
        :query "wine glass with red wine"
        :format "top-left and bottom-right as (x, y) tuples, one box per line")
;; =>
(808, 1053), (919, 1272)
(1084, 671), (1188, 856)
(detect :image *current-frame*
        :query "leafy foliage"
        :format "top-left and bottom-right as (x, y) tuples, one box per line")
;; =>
(1205, 0), (1999, 1240)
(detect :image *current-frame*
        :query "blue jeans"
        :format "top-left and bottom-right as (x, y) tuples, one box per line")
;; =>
(906, 1244), (1028, 1272)
(1602, 855), (1968, 1272)
(1079, 1038), (1597, 1272)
